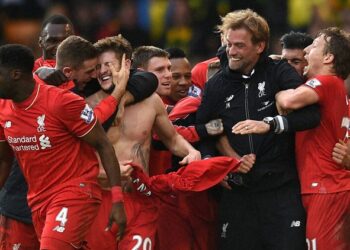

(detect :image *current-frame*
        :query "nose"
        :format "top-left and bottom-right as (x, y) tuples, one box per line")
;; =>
(178, 76), (190, 86)
(90, 68), (97, 79)
(165, 68), (172, 79)
(227, 45), (237, 56)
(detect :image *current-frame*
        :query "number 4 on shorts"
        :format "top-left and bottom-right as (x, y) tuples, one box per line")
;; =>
(56, 207), (68, 227)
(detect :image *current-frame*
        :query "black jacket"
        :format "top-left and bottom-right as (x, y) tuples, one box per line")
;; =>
(0, 159), (32, 224)
(196, 55), (320, 191)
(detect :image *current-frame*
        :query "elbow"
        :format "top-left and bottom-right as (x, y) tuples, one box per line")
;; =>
(278, 98), (299, 110)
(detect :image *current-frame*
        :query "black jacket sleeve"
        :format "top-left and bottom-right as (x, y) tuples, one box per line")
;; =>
(284, 104), (321, 132)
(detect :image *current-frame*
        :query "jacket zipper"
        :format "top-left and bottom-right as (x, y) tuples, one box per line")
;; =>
(244, 83), (254, 153)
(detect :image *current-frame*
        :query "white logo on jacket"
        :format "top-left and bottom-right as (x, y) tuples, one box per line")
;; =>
(258, 81), (266, 97)
(225, 95), (234, 109)
(221, 222), (229, 238)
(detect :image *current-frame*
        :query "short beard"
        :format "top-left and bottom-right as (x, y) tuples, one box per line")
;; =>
(102, 83), (115, 94)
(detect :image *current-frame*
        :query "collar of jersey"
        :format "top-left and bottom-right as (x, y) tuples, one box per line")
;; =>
(12, 81), (40, 110)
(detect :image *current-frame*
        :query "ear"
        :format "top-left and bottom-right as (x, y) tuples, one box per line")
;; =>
(256, 41), (266, 54)
(10, 69), (22, 80)
(125, 59), (131, 70)
(38, 36), (43, 48)
(324, 53), (334, 64)
(62, 67), (73, 79)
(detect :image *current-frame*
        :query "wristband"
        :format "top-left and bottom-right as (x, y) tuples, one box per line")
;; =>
(111, 186), (123, 203)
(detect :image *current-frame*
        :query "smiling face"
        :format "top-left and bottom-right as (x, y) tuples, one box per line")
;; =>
(143, 56), (172, 97)
(96, 50), (121, 92)
(169, 57), (192, 102)
(304, 34), (328, 78)
(281, 48), (308, 76)
(68, 57), (98, 90)
(39, 23), (73, 60)
(225, 28), (265, 75)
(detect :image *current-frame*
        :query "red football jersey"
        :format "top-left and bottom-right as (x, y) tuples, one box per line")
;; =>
(0, 80), (99, 211)
(33, 57), (75, 90)
(296, 75), (350, 194)
(33, 57), (56, 72)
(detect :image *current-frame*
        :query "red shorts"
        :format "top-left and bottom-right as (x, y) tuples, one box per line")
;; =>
(302, 191), (350, 250)
(32, 182), (101, 249)
(0, 215), (39, 250)
(156, 191), (218, 250)
(86, 189), (158, 250)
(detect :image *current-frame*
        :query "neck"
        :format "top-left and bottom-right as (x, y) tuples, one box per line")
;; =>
(13, 78), (36, 103)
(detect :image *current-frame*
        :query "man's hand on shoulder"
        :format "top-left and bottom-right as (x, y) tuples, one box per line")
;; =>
(35, 66), (68, 86)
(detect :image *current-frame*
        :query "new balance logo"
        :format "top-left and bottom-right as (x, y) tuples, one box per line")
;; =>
(290, 220), (301, 227)
(12, 243), (21, 250)
(4, 121), (11, 128)
(39, 135), (51, 149)
(53, 225), (65, 233)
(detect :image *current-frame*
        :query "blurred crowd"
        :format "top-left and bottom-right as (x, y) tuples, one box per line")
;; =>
(1, 0), (350, 64)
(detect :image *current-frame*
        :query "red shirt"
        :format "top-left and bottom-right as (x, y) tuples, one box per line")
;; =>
(33, 57), (56, 72)
(191, 57), (218, 91)
(0, 80), (99, 211)
(33, 57), (75, 90)
(296, 75), (350, 194)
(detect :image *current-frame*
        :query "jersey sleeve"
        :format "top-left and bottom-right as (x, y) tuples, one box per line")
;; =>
(55, 90), (97, 137)
(303, 76), (330, 105)
(93, 95), (118, 124)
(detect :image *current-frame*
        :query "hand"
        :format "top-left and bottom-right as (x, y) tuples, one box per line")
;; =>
(237, 154), (256, 173)
(205, 118), (224, 135)
(35, 67), (68, 86)
(106, 202), (127, 241)
(332, 140), (350, 170)
(179, 149), (201, 165)
(220, 175), (232, 190)
(110, 54), (130, 100)
(119, 160), (134, 178)
(232, 120), (270, 135)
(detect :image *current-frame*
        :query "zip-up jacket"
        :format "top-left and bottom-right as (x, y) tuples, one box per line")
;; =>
(196, 55), (320, 191)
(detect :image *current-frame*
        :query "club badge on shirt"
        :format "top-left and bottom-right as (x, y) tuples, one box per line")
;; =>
(80, 104), (94, 124)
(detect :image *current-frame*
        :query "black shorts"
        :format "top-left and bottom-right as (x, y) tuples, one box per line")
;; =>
(218, 181), (307, 250)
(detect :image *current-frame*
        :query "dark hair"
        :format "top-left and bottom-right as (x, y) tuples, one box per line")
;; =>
(165, 47), (186, 59)
(0, 44), (34, 73)
(41, 14), (73, 32)
(280, 31), (313, 50)
(56, 35), (97, 69)
(94, 35), (132, 61)
(320, 27), (350, 79)
(132, 46), (169, 69)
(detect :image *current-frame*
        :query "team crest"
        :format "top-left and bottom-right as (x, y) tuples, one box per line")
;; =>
(37, 114), (46, 132)
(80, 104), (94, 124)
(258, 81), (266, 97)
